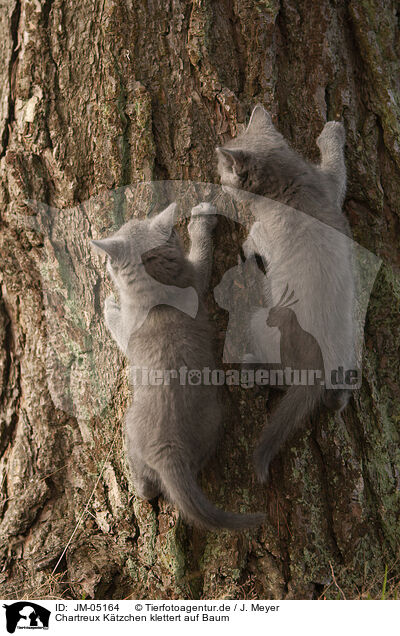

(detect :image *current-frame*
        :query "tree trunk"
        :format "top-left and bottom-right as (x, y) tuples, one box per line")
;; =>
(0, 0), (399, 600)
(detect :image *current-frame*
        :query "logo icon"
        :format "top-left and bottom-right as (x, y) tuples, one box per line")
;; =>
(3, 603), (50, 633)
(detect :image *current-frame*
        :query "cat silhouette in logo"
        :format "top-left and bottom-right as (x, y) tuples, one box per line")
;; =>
(213, 250), (268, 363)
(3, 602), (50, 633)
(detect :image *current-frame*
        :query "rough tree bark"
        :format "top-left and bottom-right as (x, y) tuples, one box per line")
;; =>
(0, 0), (399, 600)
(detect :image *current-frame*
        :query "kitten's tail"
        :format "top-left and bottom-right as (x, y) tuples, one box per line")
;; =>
(161, 456), (265, 530)
(254, 385), (323, 483)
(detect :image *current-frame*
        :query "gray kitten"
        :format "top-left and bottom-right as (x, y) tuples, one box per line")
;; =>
(91, 202), (265, 529)
(217, 106), (356, 482)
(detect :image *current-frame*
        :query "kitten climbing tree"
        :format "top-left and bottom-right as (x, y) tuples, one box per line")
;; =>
(0, 0), (399, 599)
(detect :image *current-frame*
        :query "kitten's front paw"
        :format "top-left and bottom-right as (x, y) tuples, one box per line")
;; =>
(317, 121), (345, 149)
(104, 294), (120, 321)
(191, 201), (217, 217)
(189, 202), (218, 231)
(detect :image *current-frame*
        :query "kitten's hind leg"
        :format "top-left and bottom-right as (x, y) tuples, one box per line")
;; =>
(127, 452), (160, 500)
(134, 476), (160, 500)
(316, 121), (346, 208)
(188, 202), (218, 296)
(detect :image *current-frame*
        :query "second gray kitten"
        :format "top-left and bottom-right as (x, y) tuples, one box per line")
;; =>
(91, 202), (265, 530)
(217, 106), (356, 482)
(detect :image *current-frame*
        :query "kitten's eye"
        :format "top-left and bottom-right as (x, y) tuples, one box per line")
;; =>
(109, 259), (130, 274)
(254, 252), (267, 275)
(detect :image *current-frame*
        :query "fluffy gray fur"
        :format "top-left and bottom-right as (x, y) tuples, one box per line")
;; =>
(217, 105), (356, 482)
(91, 202), (265, 529)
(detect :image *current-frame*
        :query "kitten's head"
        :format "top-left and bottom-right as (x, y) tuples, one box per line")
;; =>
(91, 203), (189, 293)
(216, 105), (288, 194)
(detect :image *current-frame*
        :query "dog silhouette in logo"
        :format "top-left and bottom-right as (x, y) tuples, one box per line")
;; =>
(266, 283), (324, 379)
(3, 602), (50, 633)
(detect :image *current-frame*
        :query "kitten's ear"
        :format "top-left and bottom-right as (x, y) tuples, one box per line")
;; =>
(90, 237), (125, 260)
(216, 148), (248, 173)
(246, 104), (274, 135)
(150, 202), (177, 237)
